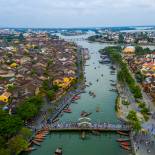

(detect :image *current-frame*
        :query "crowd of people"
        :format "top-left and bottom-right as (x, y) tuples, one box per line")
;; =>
(133, 132), (155, 154)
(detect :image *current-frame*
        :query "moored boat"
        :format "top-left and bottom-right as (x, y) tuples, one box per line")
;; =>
(120, 142), (131, 146)
(52, 118), (59, 123)
(96, 106), (100, 112)
(54, 147), (62, 155)
(81, 131), (85, 139)
(116, 138), (130, 142)
(81, 111), (92, 117)
(117, 131), (129, 136)
(34, 138), (44, 142)
(63, 108), (72, 113)
(32, 140), (41, 146)
(35, 135), (44, 139)
(120, 144), (131, 151)
(72, 95), (80, 100)
(25, 147), (36, 152)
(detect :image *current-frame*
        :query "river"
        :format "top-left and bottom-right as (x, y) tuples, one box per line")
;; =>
(28, 34), (130, 155)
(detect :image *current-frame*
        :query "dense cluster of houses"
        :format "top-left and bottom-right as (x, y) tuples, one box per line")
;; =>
(122, 46), (155, 99)
(90, 31), (155, 44)
(0, 32), (79, 111)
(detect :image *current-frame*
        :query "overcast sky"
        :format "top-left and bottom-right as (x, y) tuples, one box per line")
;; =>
(0, 0), (155, 28)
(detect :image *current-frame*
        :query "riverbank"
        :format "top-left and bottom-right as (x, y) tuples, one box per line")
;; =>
(87, 39), (155, 47)
(102, 46), (155, 155)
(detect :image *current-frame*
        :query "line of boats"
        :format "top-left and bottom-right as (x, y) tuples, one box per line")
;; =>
(116, 131), (131, 151)
(25, 129), (49, 152)
(25, 129), (63, 155)
(99, 54), (111, 64)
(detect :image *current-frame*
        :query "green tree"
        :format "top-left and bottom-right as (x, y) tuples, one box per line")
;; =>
(17, 102), (38, 120)
(133, 121), (141, 132)
(127, 110), (141, 132)
(19, 128), (32, 140)
(8, 135), (29, 155)
(0, 136), (6, 148)
(127, 110), (138, 122)
(46, 90), (55, 99)
(117, 70), (125, 83)
(132, 85), (142, 98)
(0, 110), (23, 138)
(0, 148), (10, 155)
(17, 96), (43, 120)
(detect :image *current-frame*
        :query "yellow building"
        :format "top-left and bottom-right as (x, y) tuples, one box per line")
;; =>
(53, 77), (75, 89)
(10, 62), (18, 68)
(122, 46), (135, 58)
(0, 92), (11, 103)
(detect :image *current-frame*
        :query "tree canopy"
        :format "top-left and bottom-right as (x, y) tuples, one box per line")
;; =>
(17, 96), (43, 120)
(8, 135), (29, 155)
(0, 110), (23, 138)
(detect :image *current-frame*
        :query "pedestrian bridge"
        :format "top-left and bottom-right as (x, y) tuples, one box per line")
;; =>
(49, 122), (131, 132)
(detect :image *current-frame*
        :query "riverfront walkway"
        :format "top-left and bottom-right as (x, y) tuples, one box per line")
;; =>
(49, 122), (131, 132)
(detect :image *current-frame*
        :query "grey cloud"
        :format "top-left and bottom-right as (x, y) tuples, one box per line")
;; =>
(0, 0), (155, 27)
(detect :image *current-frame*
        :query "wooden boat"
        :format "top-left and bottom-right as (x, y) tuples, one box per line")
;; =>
(111, 83), (116, 86)
(81, 131), (85, 139)
(120, 144), (131, 151)
(90, 92), (96, 97)
(92, 94), (96, 98)
(35, 136), (44, 139)
(110, 65), (116, 70)
(109, 89), (117, 92)
(81, 111), (92, 117)
(120, 142), (131, 146)
(25, 147), (36, 152)
(35, 134), (45, 138)
(117, 131), (129, 136)
(81, 111), (86, 117)
(85, 112), (92, 117)
(89, 82), (92, 85)
(32, 140), (41, 146)
(89, 91), (93, 96)
(52, 118), (59, 123)
(116, 138), (130, 142)
(63, 108), (72, 113)
(96, 106), (100, 112)
(54, 147), (62, 155)
(72, 95), (80, 100)
(71, 100), (75, 103)
(43, 131), (49, 134)
(34, 138), (44, 142)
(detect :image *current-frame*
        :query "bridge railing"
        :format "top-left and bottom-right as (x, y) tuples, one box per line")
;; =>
(49, 122), (131, 130)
